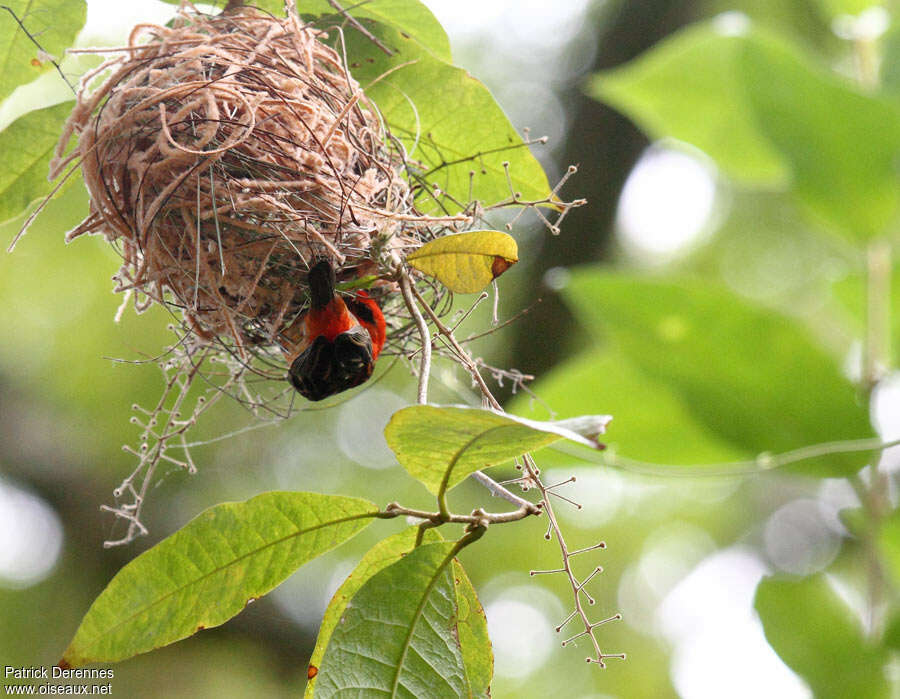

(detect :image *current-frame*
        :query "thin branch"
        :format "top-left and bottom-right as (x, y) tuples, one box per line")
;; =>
(399, 269), (431, 404)
(326, 0), (395, 56)
(470, 470), (540, 514)
(381, 501), (532, 526)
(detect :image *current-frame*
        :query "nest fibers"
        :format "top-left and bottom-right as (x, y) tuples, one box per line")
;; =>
(51, 5), (460, 370)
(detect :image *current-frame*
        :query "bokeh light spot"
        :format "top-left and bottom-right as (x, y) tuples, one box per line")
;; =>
(617, 144), (719, 262)
(764, 499), (840, 576)
(0, 480), (63, 588)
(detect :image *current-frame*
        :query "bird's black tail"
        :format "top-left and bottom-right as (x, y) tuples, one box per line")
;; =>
(307, 258), (336, 309)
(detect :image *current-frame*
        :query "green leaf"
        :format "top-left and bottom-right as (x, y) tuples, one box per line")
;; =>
(385, 405), (609, 495)
(304, 527), (442, 697)
(315, 541), (468, 698)
(510, 349), (747, 468)
(407, 230), (518, 293)
(335, 274), (378, 292)
(0, 101), (73, 224)
(301, 0), (451, 62)
(755, 575), (889, 698)
(61, 492), (378, 667)
(170, 0), (452, 61)
(590, 22), (788, 185)
(452, 559), (492, 698)
(591, 21), (900, 241)
(738, 29), (900, 242)
(321, 18), (553, 212)
(558, 270), (873, 477)
(0, 1), (86, 103)
(305, 529), (492, 697)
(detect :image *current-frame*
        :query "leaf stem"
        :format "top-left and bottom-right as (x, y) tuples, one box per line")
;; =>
(551, 436), (900, 477)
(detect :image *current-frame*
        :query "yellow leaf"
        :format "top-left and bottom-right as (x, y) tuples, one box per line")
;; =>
(406, 230), (518, 293)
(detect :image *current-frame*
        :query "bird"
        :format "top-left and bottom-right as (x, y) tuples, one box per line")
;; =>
(283, 258), (386, 401)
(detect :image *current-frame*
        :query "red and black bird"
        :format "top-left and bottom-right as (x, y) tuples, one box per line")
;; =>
(284, 258), (386, 401)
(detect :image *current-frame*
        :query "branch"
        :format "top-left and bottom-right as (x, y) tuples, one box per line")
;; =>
(326, 0), (395, 56)
(381, 501), (534, 526)
(399, 269), (431, 404)
(470, 470), (540, 514)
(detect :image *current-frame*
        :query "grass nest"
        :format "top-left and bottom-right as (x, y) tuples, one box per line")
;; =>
(52, 3), (459, 379)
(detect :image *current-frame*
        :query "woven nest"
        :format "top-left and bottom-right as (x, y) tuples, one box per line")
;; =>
(52, 4), (453, 370)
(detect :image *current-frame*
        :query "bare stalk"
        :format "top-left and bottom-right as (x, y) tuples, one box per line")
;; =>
(400, 270), (431, 405)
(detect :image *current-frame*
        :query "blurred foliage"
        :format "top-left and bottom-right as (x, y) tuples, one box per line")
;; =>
(755, 575), (890, 698)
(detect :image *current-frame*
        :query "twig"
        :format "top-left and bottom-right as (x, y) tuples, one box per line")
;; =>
(470, 470), (540, 513)
(382, 501), (532, 526)
(326, 0), (395, 56)
(0, 5), (77, 95)
(523, 454), (623, 666)
(400, 269), (431, 404)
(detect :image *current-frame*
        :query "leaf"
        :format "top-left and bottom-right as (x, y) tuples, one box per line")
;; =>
(166, 0), (452, 62)
(556, 270), (873, 477)
(305, 528), (492, 697)
(0, 0), (86, 103)
(738, 29), (900, 242)
(315, 541), (468, 698)
(452, 559), (492, 697)
(61, 492), (378, 667)
(510, 349), (748, 469)
(755, 575), (889, 698)
(384, 405), (609, 495)
(304, 527), (442, 697)
(301, 0), (451, 62)
(591, 21), (900, 241)
(0, 101), (73, 224)
(590, 22), (788, 185)
(335, 274), (378, 292)
(407, 230), (518, 293)
(318, 17), (554, 212)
